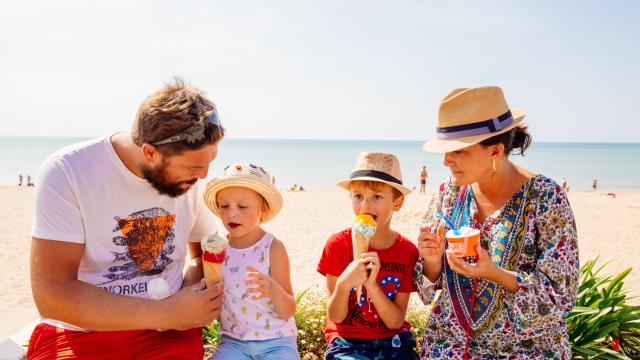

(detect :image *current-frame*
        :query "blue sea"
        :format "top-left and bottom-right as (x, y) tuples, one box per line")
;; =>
(1, 136), (639, 191)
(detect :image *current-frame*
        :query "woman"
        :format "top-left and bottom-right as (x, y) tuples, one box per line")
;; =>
(414, 86), (578, 359)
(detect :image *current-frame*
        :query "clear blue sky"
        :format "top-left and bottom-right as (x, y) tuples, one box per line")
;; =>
(1, 0), (638, 142)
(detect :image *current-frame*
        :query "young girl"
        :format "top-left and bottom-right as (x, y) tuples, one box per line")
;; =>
(203, 163), (299, 360)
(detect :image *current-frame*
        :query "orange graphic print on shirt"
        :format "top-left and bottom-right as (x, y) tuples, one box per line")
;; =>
(102, 207), (176, 284)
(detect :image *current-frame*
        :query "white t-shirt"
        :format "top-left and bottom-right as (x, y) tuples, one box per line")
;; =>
(32, 136), (217, 330)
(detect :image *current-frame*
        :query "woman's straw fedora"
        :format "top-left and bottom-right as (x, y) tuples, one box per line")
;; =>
(423, 86), (526, 153)
(204, 163), (282, 223)
(337, 152), (412, 196)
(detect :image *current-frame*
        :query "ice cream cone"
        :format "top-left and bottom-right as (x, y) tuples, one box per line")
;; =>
(203, 260), (223, 288)
(201, 232), (228, 288)
(351, 214), (376, 306)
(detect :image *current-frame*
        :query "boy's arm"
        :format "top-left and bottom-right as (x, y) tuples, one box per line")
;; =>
(366, 287), (410, 330)
(326, 259), (368, 324)
(326, 275), (351, 324)
(31, 237), (223, 331)
(362, 252), (410, 329)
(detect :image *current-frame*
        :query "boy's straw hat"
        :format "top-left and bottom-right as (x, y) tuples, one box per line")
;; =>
(423, 86), (526, 153)
(337, 152), (412, 196)
(204, 163), (282, 223)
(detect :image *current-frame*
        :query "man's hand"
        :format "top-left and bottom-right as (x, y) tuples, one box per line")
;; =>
(162, 279), (223, 330)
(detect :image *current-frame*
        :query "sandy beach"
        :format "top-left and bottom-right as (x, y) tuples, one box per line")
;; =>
(1, 185), (639, 339)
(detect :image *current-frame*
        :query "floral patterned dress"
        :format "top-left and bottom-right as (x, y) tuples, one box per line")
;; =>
(414, 175), (579, 359)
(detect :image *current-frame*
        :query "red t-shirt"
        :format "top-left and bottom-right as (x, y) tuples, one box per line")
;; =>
(317, 229), (419, 343)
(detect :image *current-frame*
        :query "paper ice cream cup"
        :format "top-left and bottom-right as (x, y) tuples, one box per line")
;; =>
(446, 228), (480, 257)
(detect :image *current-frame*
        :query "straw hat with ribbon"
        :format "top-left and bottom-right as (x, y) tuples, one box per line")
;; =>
(337, 152), (412, 196)
(204, 163), (282, 223)
(423, 86), (526, 153)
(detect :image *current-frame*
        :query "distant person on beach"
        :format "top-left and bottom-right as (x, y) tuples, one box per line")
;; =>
(593, 179), (598, 191)
(203, 163), (299, 359)
(562, 177), (570, 192)
(299, 185), (305, 191)
(420, 166), (428, 194)
(27, 174), (34, 187)
(318, 152), (419, 359)
(416, 86), (578, 359)
(18, 174), (23, 186)
(28, 79), (225, 359)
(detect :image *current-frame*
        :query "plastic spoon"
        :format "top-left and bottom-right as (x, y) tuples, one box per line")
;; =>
(436, 211), (460, 235)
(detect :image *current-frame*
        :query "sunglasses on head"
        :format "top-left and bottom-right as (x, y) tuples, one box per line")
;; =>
(152, 109), (221, 147)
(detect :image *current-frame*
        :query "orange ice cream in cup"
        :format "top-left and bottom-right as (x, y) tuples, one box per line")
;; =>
(446, 226), (480, 257)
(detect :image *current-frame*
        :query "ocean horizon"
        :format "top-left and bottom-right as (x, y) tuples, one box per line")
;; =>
(1, 136), (639, 191)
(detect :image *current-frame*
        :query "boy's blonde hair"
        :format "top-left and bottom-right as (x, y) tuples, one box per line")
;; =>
(349, 180), (403, 200)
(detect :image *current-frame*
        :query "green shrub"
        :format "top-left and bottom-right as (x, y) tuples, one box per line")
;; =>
(567, 258), (640, 359)
(202, 320), (220, 358)
(406, 296), (432, 354)
(294, 288), (328, 359)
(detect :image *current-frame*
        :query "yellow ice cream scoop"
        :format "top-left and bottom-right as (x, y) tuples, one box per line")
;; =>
(355, 214), (376, 227)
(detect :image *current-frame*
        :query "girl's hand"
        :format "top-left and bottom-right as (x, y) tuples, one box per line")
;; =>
(337, 259), (368, 289)
(418, 224), (445, 266)
(245, 265), (275, 300)
(446, 245), (496, 280)
(361, 252), (380, 289)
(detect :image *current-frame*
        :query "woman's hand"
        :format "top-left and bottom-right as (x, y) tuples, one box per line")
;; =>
(418, 223), (445, 263)
(446, 245), (496, 280)
(418, 223), (445, 283)
(446, 245), (520, 292)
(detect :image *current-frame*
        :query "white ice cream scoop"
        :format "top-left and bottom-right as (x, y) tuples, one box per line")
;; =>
(148, 278), (170, 300)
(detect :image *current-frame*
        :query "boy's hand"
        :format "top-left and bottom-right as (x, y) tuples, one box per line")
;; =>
(361, 252), (380, 289)
(245, 265), (276, 300)
(337, 259), (368, 289)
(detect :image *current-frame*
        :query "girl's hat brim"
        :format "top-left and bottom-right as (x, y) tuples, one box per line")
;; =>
(204, 175), (283, 223)
(423, 109), (525, 153)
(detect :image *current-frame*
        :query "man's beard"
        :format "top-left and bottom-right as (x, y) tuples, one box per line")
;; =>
(142, 162), (198, 198)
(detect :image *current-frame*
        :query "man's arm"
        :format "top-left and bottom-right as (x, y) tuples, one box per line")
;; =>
(182, 242), (204, 288)
(31, 237), (222, 331)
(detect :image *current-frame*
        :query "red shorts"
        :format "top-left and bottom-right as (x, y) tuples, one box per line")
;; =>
(27, 323), (204, 360)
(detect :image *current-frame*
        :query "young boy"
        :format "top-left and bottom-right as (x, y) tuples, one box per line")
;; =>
(317, 152), (419, 360)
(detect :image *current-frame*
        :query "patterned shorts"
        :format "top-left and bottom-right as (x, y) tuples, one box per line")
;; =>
(325, 330), (418, 360)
